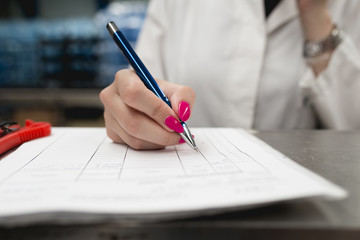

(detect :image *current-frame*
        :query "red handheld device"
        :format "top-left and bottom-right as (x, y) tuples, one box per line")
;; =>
(0, 120), (51, 155)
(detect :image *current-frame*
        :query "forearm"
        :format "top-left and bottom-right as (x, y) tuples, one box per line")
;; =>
(297, 0), (334, 76)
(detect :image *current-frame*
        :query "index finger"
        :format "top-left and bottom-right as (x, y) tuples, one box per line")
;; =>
(115, 70), (182, 133)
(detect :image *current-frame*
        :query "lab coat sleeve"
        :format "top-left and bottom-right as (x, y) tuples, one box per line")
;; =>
(299, 35), (360, 129)
(135, 0), (168, 80)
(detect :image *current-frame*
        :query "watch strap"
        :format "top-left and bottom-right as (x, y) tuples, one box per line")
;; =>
(304, 25), (345, 58)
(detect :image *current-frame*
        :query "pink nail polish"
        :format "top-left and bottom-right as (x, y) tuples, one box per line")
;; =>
(178, 101), (190, 122)
(165, 116), (184, 133)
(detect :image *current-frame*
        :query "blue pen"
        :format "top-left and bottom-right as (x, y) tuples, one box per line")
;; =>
(106, 21), (197, 150)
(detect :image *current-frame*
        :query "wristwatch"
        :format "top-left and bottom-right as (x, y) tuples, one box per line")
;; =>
(303, 25), (345, 59)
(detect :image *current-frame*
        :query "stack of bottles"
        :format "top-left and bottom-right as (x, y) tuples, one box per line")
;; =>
(0, 1), (147, 89)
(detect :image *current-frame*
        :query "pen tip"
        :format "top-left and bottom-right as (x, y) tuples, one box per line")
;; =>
(179, 122), (197, 151)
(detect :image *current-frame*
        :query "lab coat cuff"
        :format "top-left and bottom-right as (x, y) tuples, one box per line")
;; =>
(299, 35), (356, 101)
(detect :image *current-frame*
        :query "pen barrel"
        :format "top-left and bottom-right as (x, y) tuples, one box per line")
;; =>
(110, 28), (172, 108)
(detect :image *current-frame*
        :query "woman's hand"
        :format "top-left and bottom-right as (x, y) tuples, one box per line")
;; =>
(100, 69), (196, 150)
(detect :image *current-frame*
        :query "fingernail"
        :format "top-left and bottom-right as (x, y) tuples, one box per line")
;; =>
(178, 101), (190, 121)
(165, 116), (184, 133)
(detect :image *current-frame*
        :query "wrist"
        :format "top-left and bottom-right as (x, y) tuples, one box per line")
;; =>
(303, 24), (344, 76)
(303, 25), (344, 59)
(300, 10), (333, 41)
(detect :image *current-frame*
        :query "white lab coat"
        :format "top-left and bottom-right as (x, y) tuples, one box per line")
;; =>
(136, 0), (360, 130)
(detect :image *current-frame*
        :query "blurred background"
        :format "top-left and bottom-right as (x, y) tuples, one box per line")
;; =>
(0, 0), (148, 126)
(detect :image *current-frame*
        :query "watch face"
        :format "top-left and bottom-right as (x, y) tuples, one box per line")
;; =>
(307, 44), (321, 56)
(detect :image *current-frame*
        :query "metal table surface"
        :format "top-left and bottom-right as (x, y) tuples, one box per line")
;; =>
(1, 130), (360, 240)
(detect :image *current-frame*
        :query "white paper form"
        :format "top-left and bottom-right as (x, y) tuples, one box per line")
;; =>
(0, 128), (346, 225)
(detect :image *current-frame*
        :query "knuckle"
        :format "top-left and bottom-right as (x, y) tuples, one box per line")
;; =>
(115, 69), (139, 95)
(114, 69), (130, 82)
(114, 70), (123, 81)
(121, 80), (142, 104)
(151, 101), (167, 120)
(99, 87), (111, 104)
